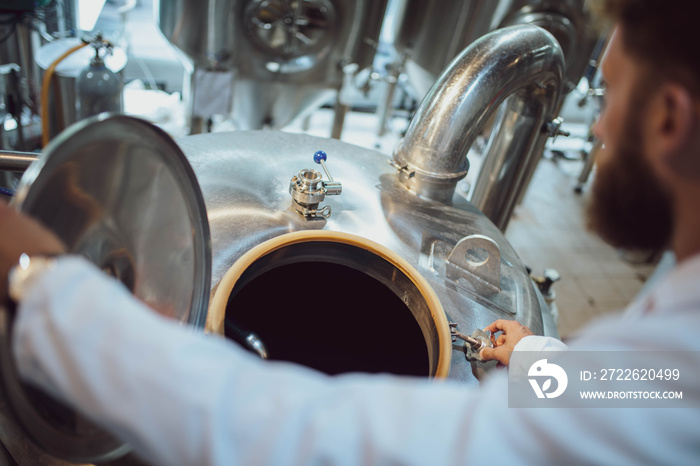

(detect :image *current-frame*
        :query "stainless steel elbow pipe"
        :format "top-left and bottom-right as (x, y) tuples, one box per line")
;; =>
(392, 25), (564, 229)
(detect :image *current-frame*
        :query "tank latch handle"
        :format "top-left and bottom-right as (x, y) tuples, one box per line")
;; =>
(289, 151), (343, 219)
(450, 322), (493, 362)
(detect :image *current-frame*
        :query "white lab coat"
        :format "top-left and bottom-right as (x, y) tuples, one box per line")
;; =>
(12, 255), (700, 465)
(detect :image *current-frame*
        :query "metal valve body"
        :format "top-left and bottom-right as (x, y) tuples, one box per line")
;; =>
(289, 151), (342, 219)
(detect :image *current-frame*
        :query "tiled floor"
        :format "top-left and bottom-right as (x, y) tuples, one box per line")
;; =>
(281, 108), (660, 341)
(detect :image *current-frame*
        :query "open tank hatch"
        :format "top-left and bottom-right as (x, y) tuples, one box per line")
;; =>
(207, 231), (452, 378)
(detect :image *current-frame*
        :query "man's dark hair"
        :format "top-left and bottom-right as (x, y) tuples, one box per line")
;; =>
(594, 0), (700, 96)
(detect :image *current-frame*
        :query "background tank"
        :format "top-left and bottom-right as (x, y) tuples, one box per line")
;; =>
(499, 0), (600, 94)
(393, 0), (598, 99)
(157, 0), (388, 131)
(393, 0), (510, 99)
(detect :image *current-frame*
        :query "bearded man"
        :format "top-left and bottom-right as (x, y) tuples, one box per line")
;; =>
(481, 0), (700, 367)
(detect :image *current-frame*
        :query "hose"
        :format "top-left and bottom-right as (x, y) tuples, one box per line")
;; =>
(40, 40), (89, 147)
(0, 186), (15, 197)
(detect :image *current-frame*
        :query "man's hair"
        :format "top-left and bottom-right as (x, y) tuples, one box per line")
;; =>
(593, 0), (700, 96)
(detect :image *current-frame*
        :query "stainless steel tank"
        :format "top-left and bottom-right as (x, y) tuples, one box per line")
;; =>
(0, 12), (42, 151)
(0, 24), (561, 465)
(185, 127), (557, 382)
(393, 0), (510, 99)
(499, 0), (599, 94)
(157, 0), (388, 131)
(393, 0), (597, 99)
(0, 123), (557, 465)
(193, 25), (562, 381)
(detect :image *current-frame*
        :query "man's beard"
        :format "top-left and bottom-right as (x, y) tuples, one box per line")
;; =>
(586, 107), (673, 252)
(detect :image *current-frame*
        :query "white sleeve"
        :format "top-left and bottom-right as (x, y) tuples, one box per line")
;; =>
(514, 335), (568, 353)
(509, 335), (568, 379)
(12, 257), (699, 466)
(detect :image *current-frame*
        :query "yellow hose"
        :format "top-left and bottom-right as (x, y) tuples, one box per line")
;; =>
(40, 42), (89, 147)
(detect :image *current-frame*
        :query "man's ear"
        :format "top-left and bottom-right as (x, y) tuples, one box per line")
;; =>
(647, 83), (700, 178)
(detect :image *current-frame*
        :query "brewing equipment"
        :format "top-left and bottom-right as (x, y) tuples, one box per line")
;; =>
(35, 38), (127, 140)
(0, 23), (561, 465)
(76, 34), (123, 120)
(393, 0), (597, 100)
(381, 0), (598, 231)
(157, 0), (387, 133)
(392, 0), (509, 99)
(499, 0), (600, 94)
(394, 25), (566, 230)
(0, 115), (210, 464)
(0, 9), (43, 152)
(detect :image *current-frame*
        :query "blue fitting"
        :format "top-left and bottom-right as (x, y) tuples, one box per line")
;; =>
(0, 186), (15, 197)
(313, 151), (327, 164)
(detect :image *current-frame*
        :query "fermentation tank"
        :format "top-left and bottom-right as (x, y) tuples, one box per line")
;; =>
(394, 0), (597, 99)
(157, 0), (387, 132)
(393, 0), (509, 99)
(499, 0), (600, 94)
(0, 24), (561, 465)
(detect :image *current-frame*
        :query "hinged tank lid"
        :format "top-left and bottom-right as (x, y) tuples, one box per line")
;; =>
(1, 113), (211, 462)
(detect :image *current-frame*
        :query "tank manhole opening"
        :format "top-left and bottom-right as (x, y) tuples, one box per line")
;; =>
(210, 234), (450, 378)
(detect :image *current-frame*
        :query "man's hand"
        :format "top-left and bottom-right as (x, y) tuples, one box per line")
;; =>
(480, 319), (534, 366)
(0, 200), (65, 301)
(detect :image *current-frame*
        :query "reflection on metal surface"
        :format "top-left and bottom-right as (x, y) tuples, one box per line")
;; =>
(178, 130), (554, 386)
(157, 0), (387, 130)
(246, 0), (335, 63)
(500, 0), (599, 94)
(393, 0), (508, 99)
(0, 150), (37, 172)
(245, 333), (269, 359)
(1, 114), (211, 464)
(1, 115), (560, 460)
(385, 0), (600, 231)
(224, 320), (269, 359)
(393, 25), (564, 229)
(0, 16), (42, 152)
(12, 115), (211, 326)
(393, 0), (597, 100)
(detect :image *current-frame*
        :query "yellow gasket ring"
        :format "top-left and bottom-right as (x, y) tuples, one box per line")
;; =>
(208, 230), (451, 379)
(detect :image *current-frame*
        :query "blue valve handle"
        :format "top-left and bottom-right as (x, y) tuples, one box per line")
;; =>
(313, 150), (334, 181)
(0, 186), (15, 197)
